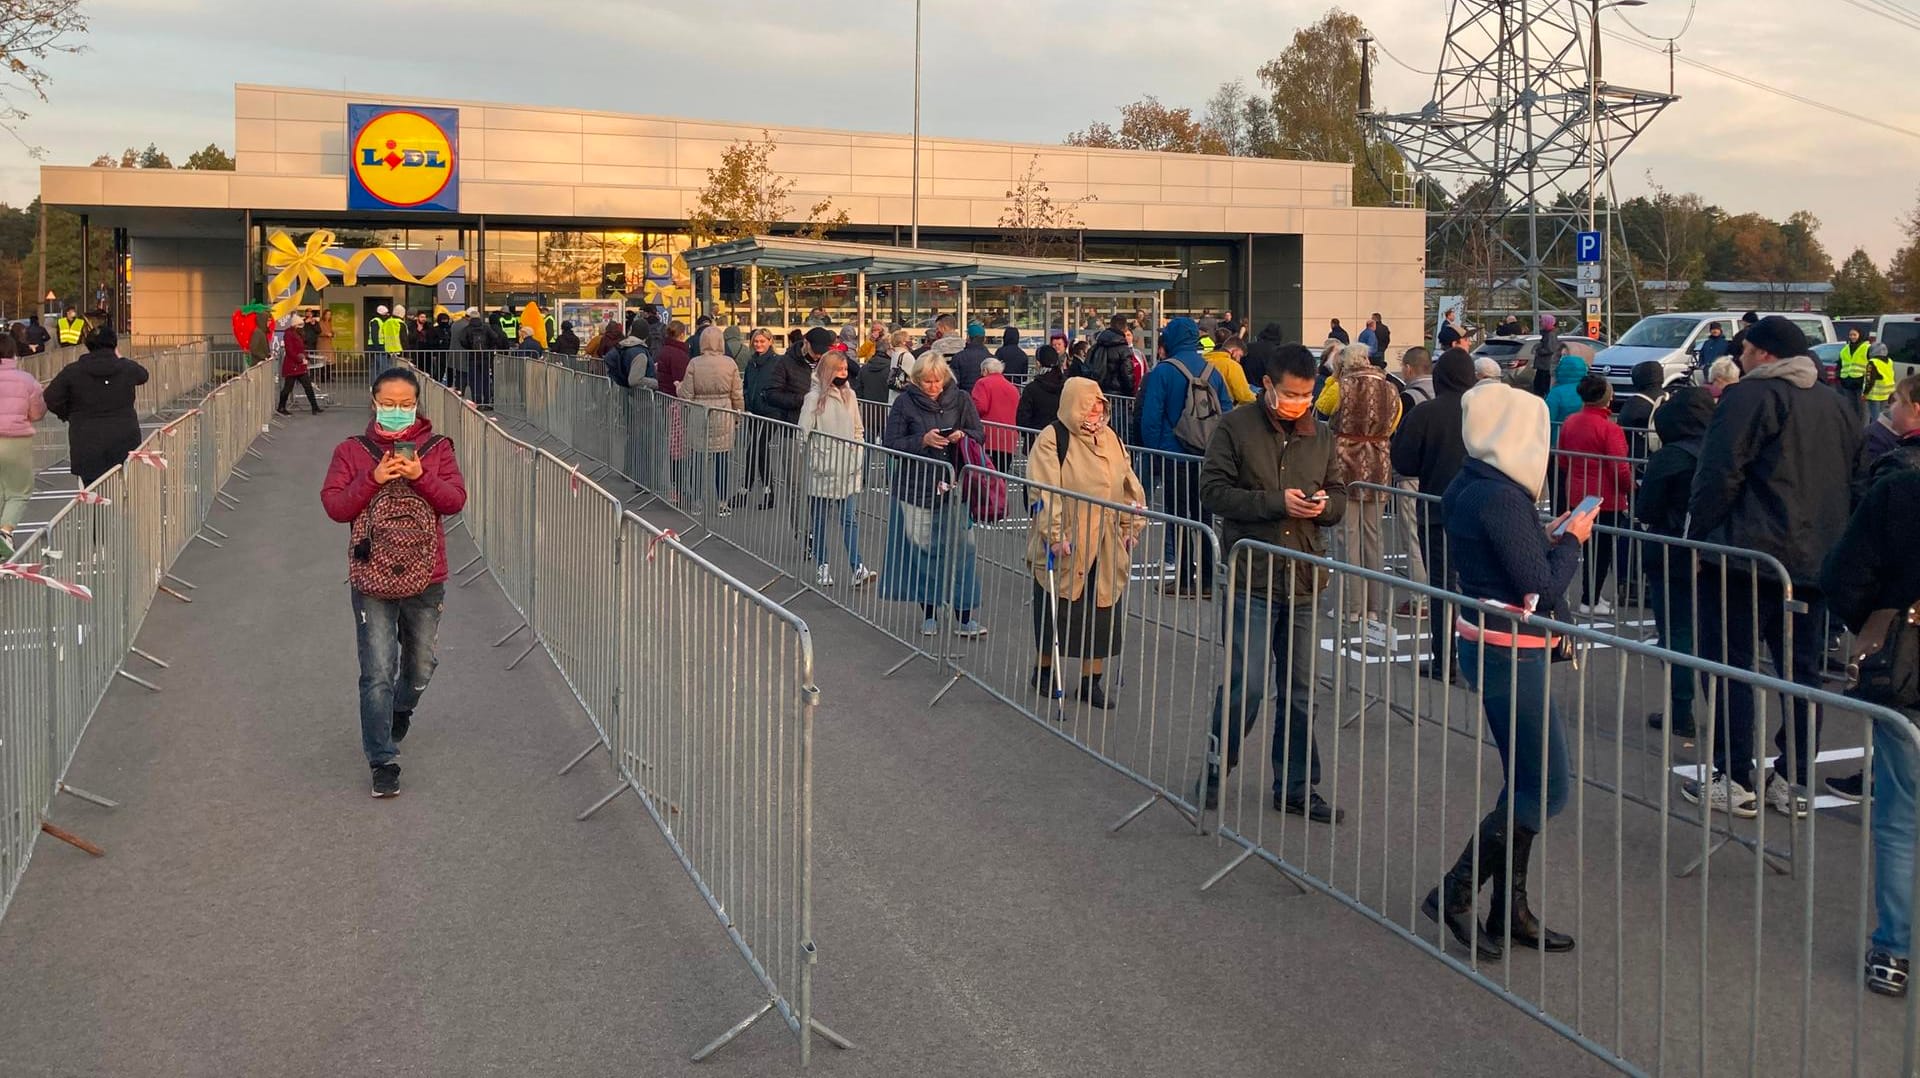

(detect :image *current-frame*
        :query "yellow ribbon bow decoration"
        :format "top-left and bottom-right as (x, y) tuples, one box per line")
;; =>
(264, 229), (468, 321)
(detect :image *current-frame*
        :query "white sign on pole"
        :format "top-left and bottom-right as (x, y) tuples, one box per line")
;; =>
(1585, 298), (1603, 316)
(1576, 262), (1601, 281)
(1577, 281), (1601, 299)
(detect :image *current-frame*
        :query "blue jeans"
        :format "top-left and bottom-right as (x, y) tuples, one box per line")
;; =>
(1873, 719), (1920, 957)
(1206, 589), (1322, 799)
(352, 582), (445, 767)
(809, 496), (863, 569)
(1458, 637), (1570, 831)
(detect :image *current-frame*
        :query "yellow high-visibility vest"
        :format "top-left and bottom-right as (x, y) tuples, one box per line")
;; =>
(1839, 341), (1872, 380)
(378, 315), (404, 353)
(1866, 355), (1897, 402)
(57, 316), (85, 345)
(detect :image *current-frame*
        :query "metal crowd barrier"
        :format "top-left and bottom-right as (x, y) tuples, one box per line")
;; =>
(1201, 537), (1920, 1077)
(418, 376), (848, 1066)
(1, 360), (275, 923)
(30, 340), (220, 480)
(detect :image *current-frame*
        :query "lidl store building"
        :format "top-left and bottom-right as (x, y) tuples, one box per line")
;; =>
(39, 85), (1424, 348)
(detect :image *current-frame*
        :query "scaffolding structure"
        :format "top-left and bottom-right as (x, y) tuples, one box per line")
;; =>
(1365, 0), (1677, 335)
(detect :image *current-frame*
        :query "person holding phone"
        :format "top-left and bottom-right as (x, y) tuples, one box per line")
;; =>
(321, 367), (467, 799)
(879, 351), (986, 638)
(1422, 381), (1595, 960)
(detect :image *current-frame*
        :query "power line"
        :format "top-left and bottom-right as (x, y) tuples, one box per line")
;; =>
(1843, 0), (1920, 32)
(1602, 26), (1920, 143)
(1615, 0), (1697, 41)
(1370, 35), (1436, 77)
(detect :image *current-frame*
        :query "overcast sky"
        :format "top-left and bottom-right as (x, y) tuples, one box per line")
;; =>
(8, 0), (1916, 266)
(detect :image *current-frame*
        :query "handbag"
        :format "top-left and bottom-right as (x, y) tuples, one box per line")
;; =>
(1846, 602), (1920, 709)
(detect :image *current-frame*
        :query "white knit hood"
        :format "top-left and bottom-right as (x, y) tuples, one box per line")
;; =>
(1460, 382), (1551, 500)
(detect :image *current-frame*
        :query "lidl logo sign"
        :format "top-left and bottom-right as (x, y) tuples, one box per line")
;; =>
(348, 104), (459, 212)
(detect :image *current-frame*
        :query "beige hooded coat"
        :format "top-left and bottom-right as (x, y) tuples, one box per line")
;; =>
(679, 325), (745, 451)
(1025, 378), (1148, 605)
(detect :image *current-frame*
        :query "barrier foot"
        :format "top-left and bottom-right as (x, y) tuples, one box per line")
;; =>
(58, 782), (120, 809)
(1200, 845), (1312, 895)
(780, 585), (808, 606)
(158, 585), (193, 604)
(114, 668), (162, 693)
(493, 622), (528, 647)
(230, 466), (254, 481)
(130, 646), (170, 669)
(559, 739), (603, 776)
(39, 820), (104, 857)
(809, 1017), (854, 1051)
(1675, 831), (1792, 879)
(927, 672), (964, 707)
(883, 652), (923, 678)
(1110, 793), (1198, 834)
(691, 1000), (775, 1063)
(506, 639), (538, 671)
(458, 564), (490, 588)
(217, 491), (241, 509)
(576, 783), (631, 822)
(192, 533), (224, 549)
(164, 571), (197, 590)
(246, 447), (264, 461)
(203, 524), (230, 539)
(453, 553), (483, 575)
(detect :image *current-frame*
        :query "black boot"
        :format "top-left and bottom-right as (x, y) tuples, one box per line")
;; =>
(1079, 674), (1115, 710)
(391, 709), (413, 744)
(1422, 814), (1504, 960)
(1485, 825), (1575, 952)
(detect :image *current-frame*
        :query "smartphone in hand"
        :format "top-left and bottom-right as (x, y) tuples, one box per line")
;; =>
(392, 440), (418, 461)
(1554, 494), (1604, 537)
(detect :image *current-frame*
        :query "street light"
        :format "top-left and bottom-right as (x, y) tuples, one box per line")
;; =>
(910, 0), (922, 324)
(1588, 0), (1645, 340)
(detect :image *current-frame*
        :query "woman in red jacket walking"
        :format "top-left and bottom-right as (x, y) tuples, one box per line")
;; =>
(320, 367), (467, 798)
(1557, 373), (1634, 616)
(277, 313), (322, 416)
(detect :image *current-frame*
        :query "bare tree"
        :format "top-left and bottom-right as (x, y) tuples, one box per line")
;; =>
(0, 1), (86, 158)
(685, 131), (849, 245)
(997, 154), (1094, 258)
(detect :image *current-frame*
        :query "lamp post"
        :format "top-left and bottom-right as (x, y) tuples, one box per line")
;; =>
(1588, 0), (1644, 341)
(909, 0), (922, 324)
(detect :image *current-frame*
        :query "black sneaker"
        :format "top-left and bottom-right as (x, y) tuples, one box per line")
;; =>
(391, 710), (413, 744)
(1825, 771), (1865, 804)
(1648, 711), (1697, 739)
(1867, 950), (1910, 997)
(371, 762), (401, 799)
(1276, 789), (1344, 824)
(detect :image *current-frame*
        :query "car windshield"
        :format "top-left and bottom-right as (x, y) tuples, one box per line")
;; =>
(1615, 316), (1697, 349)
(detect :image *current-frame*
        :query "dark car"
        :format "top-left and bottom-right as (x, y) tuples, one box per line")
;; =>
(1471, 333), (1601, 387)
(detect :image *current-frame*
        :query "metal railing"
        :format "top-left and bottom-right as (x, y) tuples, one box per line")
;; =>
(30, 341), (220, 480)
(1, 360), (274, 923)
(477, 347), (1920, 1077)
(420, 375), (849, 1066)
(1202, 537), (1920, 1077)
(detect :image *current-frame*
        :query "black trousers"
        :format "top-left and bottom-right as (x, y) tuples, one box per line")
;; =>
(1419, 514), (1455, 667)
(1699, 572), (1824, 789)
(278, 373), (318, 413)
(1169, 457), (1214, 588)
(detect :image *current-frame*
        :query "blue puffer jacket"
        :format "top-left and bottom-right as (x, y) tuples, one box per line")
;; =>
(1544, 353), (1590, 438)
(1139, 317), (1229, 455)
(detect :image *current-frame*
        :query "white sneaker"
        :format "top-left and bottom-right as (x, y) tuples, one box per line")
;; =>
(1577, 598), (1615, 617)
(1680, 773), (1757, 818)
(1766, 773), (1811, 818)
(815, 564), (834, 588)
(850, 565), (876, 587)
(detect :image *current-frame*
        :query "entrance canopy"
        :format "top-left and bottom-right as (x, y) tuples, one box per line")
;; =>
(680, 234), (1184, 292)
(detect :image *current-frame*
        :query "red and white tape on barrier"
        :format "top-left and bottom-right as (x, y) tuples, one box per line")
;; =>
(72, 491), (112, 506)
(645, 529), (679, 562)
(0, 562), (94, 601)
(128, 450), (168, 470)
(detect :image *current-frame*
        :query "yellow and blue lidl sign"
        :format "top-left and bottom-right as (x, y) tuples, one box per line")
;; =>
(348, 104), (459, 212)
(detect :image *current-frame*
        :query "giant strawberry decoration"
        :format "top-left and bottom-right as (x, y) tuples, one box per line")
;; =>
(231, 303), (271, 350)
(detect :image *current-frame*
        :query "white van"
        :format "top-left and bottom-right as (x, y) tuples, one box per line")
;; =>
(1870, 314), (1920, 382)
(1592, 311), (1837, 390)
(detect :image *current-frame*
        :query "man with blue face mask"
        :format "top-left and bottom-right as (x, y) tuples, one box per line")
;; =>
(321, 367), (468, 798)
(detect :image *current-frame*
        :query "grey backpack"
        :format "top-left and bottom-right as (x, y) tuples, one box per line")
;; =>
(1171, 362), (1224, 453)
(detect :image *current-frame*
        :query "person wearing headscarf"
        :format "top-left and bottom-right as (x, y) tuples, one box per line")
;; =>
(676, 325), (745, 514)
(1026, 377), (1147, 709)
(993, 325), (1030, 379)
(1424, 382), (1596, 960)
(723, 323), (751, 370)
